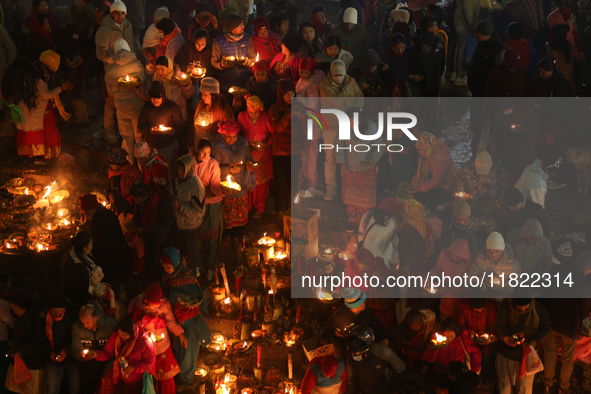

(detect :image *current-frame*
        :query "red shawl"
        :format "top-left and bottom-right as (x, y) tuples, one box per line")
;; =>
(251, 32), (281, 62)
(157, 26), (182, 58)
(30, 14), (55, 49)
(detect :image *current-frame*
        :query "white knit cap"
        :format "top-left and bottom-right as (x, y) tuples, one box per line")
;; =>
(330, 59), (346, 75)
(475, 151), (493, 175)
(343, 7), (357, 24)
(153, 6), (169, 23)
(114, 38), (131, 53)
(110, 0), (127, 13)
(486, 231), (505, 250)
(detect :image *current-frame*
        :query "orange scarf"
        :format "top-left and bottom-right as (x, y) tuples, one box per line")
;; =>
(112, 332), (138, 384)
(156, 26), (182, 58)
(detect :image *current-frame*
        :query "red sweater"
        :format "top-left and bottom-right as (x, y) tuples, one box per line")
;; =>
(456, 300), (498, 355)
(505, 39), (530, 69)
(96, 325), (156, 383)
(422, 329), (482, 373)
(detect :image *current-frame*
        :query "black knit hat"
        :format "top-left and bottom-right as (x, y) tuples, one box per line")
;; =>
(149, 81), (165, 99)
(474, 19), (493, 36)
(282, 34), (304, 54)
(156, 17), (176, 36)
(224, 13), (244, 32)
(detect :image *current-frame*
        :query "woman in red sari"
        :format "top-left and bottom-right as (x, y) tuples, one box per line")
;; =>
(16, 50), (73, 159)
(237, 95), (274, 219)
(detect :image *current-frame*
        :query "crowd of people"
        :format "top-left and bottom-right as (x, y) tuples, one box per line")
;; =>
(1, 0), (591, 393)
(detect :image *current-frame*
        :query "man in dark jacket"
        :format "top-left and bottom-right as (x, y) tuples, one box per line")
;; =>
(348, 49), (387, 97)
(36, 293), (79, 394)
(495, 187), (550, 238)
(494, 297), (551, 394)
(437, 200), (483, 256)
(73, 304), (118, 393)
(329, 7), (373, 61)
(411, 17), (445, 97)
(79, 193), (134, 298)
(138, 81), (184, 172)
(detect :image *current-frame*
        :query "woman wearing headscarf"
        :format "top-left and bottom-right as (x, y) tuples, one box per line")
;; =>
(348, 49), (388, 97)
(16, 50), (73, 159)
(237, 95), (274, 219)
(193, 77), (234, 144)
(138, 55), (194, 121)
(85, 317), (156, 394)
(142, 7), (169, 50)
(191, 139), (224, 280)
(397, 199), (436, 273)
(336, 107), (384, 224)
(359, 197), (401, 271)
(248, 16), (281, 62)
(155, 17), (185, 59)
(270, 34), (303, 83)
(160, 248), (212, 392)
(409, 132), (457, 209)
(269, 79), (302, 213)
(212, 119), (256, 229)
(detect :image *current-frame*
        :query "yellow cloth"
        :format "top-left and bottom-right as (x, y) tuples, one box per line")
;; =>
(400, 198), (436, 262)
(39, 50), (71, 121)
(160, 55), (175, 100)
(415, 132), (437, 185)
(246, 95), (264, 111)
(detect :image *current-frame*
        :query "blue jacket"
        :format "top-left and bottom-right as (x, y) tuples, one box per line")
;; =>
(213, 33), (254, 89)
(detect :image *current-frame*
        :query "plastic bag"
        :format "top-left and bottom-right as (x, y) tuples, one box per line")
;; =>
(142, 371), (156, 394)
(13, 354), (32, 385)
(519, 345), (544, 380)
(0, 101), (24, 123)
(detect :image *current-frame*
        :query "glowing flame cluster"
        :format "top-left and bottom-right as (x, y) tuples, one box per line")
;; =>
(274, 250), (288, 260)
(225, 175), (240, 190)
(432, 332), (448, 345)
(317, 288), (333, 301)
(157, 124), (172, 131)
(42, 181), (56, 199)
(257, 235), (276, 247)
(223, 297), (231, 305)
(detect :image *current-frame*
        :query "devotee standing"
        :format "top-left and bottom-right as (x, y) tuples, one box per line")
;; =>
(213, 119), (256, 229)
(95, 0), (135, 144)
(237, 95), (274, 219)
(328, 8), (372, 61)
(107, 146), (142, 216)
(244, 60), (278, 110)
(248, 16), (281, 62)
(128, 283), (184, 393)
(160, 248), (212, 391)
(74, 304), (118, 393)
(193, 77), (234, 144)
(16, 50), (73, 159)
(171, 154), (206, 275)
(192, 139), (224, 280)
(86, 316), (156, 394)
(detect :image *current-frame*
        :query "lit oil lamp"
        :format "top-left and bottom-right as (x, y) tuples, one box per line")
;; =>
(317, 288), (333, 302)
(423, 283), (438, 294)
(233, 340), (250, 351)
(220, 175), (241, 193)
(454, 191), (472, 199)
(338, 251), (353, 261)
(154, 124), (172, 132)
(510, 124), (521, 130)
(175, 72), (190, 82)
(191, 66), (206, 78)
(221, 297), (233, 314)
(48, 190), (69, 204)
(273, 250), (288, 260)
(257, 234), (275, 262)
(57, 208), (69, 218)
(430, 332), (449, 349)
(194, 368), (208, 377)
(82, 349), (89, 356)
(251, 330), (264, 339)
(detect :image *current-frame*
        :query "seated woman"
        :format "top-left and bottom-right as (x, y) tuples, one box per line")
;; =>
(422, 318), (481, 375)
(379, 33), (425, 96)
(314, 35), (354, 73)
(270, 34), (303, 83)
(298, 21), (323, 59)
(85, 317), (156, 394)
(137, 56), (194, 121)
(397, 199), (436, 274)
(237, 96), (274, 219)
(193, 77), (234, 145)
(212, 119), (256, 229)
(409, 132), (457, 209)
(62, 231), (104, 312)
